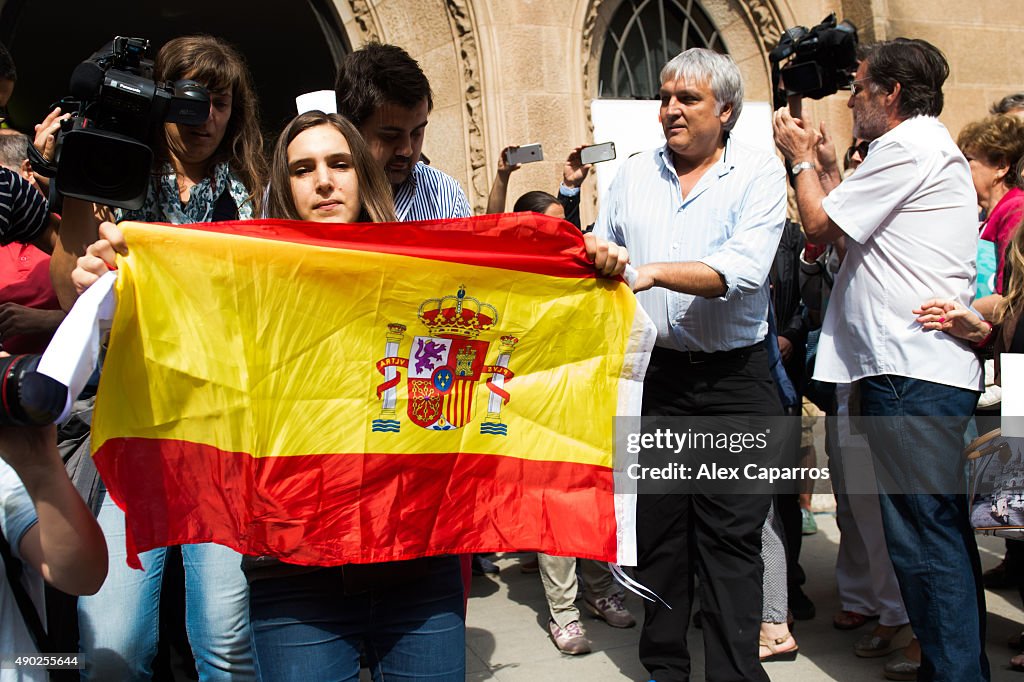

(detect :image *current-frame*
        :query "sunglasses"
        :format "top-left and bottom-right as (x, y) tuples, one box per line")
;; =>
(843, 141), (870, 168)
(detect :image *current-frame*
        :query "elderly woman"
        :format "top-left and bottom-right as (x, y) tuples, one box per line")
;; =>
(959, 114), (1024, 318)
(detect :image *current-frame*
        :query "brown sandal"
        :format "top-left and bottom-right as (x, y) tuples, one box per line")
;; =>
(759, 634), (799, 662)
(833, 610), (877, 630)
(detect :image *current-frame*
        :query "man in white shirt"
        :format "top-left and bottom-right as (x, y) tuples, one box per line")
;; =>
(774, 38), (988, 681)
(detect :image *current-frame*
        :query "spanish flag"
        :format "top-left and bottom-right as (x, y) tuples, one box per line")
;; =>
(90, 214), (654, 568)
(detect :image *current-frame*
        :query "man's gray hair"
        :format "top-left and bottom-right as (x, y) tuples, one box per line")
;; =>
(659, 48), (743, 132)
(0, 131), (29, 171)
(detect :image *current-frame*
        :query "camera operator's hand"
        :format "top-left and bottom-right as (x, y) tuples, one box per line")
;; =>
(584, 232), (629, 278)
(562, 145), (592, 190)
(0, 302), (65, 339)
(72, 221), (127, 294)
(33, 107), (71, 165)
(814, 122), (838, 173)
(772, 107), (818, 166)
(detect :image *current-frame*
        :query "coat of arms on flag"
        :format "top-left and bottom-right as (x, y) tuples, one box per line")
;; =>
(373, 285), (517, 435)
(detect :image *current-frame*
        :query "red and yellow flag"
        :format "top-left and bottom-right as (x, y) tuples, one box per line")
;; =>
(91, 214), (653, 568)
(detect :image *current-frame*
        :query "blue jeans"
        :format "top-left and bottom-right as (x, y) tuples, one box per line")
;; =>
(858, 375), (989, 682)
(78, 489), (255, 681)
(249, 556), (465, 681)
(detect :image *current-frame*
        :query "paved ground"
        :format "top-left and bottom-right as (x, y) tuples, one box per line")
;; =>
(461, 509), (1024, 681)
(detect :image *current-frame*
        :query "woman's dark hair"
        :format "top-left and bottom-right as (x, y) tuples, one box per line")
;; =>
(335, 42), (433, 128)
(154, 35), (267, 210)
(513, 190), (559, 214)
(266, 111), (396, 223)
(858, 38), (949, 118)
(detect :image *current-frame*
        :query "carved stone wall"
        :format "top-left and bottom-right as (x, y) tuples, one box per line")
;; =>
(339, 0), (382, 45)
(442, 0), (488, 213)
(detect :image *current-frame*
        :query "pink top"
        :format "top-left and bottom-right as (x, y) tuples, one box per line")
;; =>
(980, 186), (1024, 293)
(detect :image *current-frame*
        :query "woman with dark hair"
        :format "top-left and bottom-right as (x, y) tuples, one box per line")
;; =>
(61, 34), (266, 681)
(264, 111), (395, 223)
(51, 34), (267, 309)
(247, 111), (469, 680)
(513, 190), (563, 217)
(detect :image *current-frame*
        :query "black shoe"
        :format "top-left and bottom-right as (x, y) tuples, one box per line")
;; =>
(983, 558), (1015, 590)
(789, 587), (816, 621)
(472, 555), (499, 576)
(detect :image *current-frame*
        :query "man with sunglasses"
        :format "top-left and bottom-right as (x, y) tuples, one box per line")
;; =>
(773, 39), (987, 682)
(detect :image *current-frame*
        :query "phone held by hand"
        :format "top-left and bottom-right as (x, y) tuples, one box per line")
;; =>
(580, 141), (616, 165)
(506, 143), (543, 166)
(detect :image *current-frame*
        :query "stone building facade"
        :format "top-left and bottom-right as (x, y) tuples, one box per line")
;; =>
(3, 0), (1022, 225)
(330, 0), (1024, 225)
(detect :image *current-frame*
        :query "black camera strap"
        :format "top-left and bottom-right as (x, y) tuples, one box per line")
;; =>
(26, 143), (58, 179)
(0, 526), (54, 653)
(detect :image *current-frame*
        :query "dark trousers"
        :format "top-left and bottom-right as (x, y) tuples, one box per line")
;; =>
(637, 344), (779, 682)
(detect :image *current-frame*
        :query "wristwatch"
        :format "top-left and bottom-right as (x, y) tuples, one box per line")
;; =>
(790, 161), (815, 176)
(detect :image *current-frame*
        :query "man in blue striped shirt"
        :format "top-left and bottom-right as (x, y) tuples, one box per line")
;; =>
(335, 42), (471, 222)
(595, 48), (787, 682)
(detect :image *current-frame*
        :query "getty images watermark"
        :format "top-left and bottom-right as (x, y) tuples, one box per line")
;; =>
(615, 417), (828, 495)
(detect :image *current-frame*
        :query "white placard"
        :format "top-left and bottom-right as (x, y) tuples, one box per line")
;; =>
(1001, 353), (1024, 437)
(295, 90), (338, 115)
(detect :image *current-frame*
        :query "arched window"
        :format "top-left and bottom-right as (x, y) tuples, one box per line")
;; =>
(598, 0), (726, 99)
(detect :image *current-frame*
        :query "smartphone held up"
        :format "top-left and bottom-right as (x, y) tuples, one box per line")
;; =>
(580, 141), (616, 165)
(505, 143), (543, 166)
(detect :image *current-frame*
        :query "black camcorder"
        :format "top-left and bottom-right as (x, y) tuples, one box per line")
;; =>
(769, 14), (859, 108)
(34, 37), (210, 210)
(0, 354), (67, 426)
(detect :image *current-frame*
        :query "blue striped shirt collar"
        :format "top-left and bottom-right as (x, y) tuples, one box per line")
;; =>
(657, 133), (736, 180)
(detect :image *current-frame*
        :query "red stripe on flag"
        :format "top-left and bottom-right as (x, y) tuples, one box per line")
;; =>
(93, 438), (618, 568)
(140, 213), (609, 280)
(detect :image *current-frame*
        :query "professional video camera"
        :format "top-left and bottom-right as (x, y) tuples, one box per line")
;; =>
(32, 37), (210, 210)
(769, 14), (859, 109)
(0, 355), (67, 426)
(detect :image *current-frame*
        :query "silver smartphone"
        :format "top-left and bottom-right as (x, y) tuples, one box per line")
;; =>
(506, 143), (544, 165)
(580, 141), (616, 165)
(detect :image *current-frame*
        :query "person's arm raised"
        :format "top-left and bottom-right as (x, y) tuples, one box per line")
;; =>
(51, 198), (113, 310)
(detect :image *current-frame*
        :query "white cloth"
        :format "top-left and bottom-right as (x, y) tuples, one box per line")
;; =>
(814, 116), (982, 391)
(594, 137), (787, 352)
(0, 460), (46, 682)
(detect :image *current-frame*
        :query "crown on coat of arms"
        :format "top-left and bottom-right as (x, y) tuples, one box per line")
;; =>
(417, 285), (498, 339)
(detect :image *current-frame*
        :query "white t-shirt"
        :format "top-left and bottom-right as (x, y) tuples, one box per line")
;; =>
(0, 460), (46, 682)
(814, 116), (982, 391)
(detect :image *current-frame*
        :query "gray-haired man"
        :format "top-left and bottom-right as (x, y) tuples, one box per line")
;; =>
(595, 48), (787, 681)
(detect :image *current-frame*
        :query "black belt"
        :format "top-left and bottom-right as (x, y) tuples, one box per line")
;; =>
(653, 342), (762, 365)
